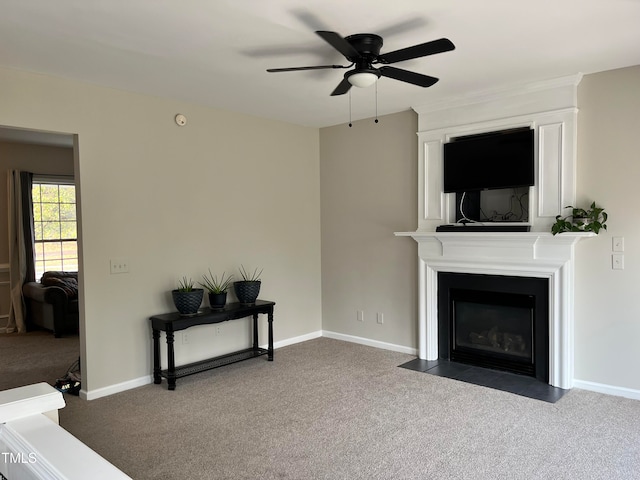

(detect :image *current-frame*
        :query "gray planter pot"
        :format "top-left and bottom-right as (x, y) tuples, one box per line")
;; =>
(172, 289), (203, 316)
(208, 291), (227, 309)
(233, 281), (261, 305)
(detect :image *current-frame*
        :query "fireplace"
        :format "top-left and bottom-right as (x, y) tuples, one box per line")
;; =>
(394, 230), (593, 389)
(438, 272), (549, 382)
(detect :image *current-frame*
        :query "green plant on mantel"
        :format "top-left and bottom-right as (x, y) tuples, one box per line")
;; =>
(551, 202), (608, 235)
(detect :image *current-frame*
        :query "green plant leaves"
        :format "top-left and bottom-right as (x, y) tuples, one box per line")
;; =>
(177, 276), (195, 292)
(239, 265), (263, 282)
(200, 269), (233, 294)
(551, 202), (608, 235)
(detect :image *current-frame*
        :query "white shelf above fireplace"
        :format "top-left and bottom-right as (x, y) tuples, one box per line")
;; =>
(395, 230), (594, 263)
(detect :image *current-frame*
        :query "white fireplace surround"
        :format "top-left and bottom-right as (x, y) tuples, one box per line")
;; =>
(396, 74), (589, 389)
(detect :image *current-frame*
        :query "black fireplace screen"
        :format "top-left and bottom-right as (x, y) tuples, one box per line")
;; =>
(438, 273), (549, 382)
(452, 290), (534, 374)
(455, 301), (532, 359)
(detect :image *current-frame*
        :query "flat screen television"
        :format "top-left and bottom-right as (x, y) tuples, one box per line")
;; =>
(443, 128), (534, 193)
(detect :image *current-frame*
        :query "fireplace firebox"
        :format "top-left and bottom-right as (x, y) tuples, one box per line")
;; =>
(438, 272), (549, 382)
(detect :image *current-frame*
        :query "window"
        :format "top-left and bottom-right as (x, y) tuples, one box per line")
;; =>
(32, 178), (77, 280)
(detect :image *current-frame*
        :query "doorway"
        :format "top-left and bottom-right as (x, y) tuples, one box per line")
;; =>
(0, 125), (84, 392)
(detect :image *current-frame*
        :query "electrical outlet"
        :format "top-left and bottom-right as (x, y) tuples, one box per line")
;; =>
(182, 332), (189, 344)
(357, 310), (364, 322)
(377, 312), (384, 324)
(109, 258), (129, 274)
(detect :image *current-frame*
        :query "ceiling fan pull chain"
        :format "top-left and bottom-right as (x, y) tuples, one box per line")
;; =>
(375, 81), (379, 124)
(348, 90), (353, 128)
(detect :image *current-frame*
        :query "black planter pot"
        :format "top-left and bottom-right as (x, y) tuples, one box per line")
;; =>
(234, 281), (261, 305)
(172, 289), (203, 316)
(208, 291), (227, 309)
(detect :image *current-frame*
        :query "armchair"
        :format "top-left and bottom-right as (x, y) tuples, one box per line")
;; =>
(22, 272), (79, 338)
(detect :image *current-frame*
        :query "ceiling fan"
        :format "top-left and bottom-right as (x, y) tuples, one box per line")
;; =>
(267, 31), (455, 96)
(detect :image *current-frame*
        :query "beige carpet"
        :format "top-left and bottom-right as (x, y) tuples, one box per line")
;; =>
(55, 337), (640, 480)
(0, 330), (79, 391)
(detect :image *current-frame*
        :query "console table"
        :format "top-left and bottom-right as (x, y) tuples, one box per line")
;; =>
(150, 300), (275, 390)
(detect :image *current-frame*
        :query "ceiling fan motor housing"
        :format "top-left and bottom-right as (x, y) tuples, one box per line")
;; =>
(345, 34), (384, 84)
(344, 34), (383, 62)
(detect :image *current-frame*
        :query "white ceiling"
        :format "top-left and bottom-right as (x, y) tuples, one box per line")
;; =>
(1, 0), (640, 130)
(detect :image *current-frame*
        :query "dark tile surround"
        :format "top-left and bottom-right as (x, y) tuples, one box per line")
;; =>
(399, 358), (567, 403)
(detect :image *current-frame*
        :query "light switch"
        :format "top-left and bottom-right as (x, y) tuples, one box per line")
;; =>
(612, 237), (624, 252)
(110, 258), (129, 274)
(612, 254), (624, 270)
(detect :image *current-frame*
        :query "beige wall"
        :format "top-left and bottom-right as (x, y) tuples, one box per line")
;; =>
(574, 65), (640, 391)
(0, 67), (322, 395)
(320, 111), (418, 349)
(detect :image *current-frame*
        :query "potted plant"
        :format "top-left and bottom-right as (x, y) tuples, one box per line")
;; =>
(200, 269), (233, 309)
(171, 276), (203, 316)
(551, 202), (608, 235)
(233, 265), (263, 305)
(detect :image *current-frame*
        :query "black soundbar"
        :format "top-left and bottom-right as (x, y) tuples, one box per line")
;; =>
(436, 224), (531, 232)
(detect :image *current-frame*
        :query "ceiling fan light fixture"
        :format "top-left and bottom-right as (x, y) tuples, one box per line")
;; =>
(347, 70), (380, 88)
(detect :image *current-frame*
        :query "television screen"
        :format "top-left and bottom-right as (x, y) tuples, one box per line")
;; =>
(443, 129), (534, 193)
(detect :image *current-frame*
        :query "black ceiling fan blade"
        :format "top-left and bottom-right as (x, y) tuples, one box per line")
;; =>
(375, 17), (428, 38)
(267, 64), (348, 73)
(330, 77), (352, 96)
(379, 66), (439, 87)
(316, 31), (360, 60)
(378, 38), (455, 64)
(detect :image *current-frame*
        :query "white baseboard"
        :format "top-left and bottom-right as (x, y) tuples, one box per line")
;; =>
(83, 331), (324, 400)
(573, 379), (640, 401)
(322, 330), (417, 356)
(81, 375), (152, 401)
(261, 330), (323, 350)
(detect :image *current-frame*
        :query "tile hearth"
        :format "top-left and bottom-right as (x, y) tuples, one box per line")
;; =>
(399, 358), (567, 403)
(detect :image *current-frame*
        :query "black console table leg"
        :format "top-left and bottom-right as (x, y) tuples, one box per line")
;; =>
(152, 329), (161, 384)
(166, 331), (176, 390)
(268, 310), (274, 361)
(252, 314), (259, 351)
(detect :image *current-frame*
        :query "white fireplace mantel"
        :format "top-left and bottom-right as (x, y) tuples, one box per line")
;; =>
(395, 230), (594, 389)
